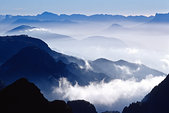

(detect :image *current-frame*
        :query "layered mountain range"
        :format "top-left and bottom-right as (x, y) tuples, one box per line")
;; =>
(1, 12), (169, 24)
(0, 34), (168, 113)
(0, 12), (154, 24)
(6, 25), (73, 40)
(90, 58), (165, 80)
(0, 11), (169, 113)
(0, 35), (165, 85)
(0, 35), (166, 102)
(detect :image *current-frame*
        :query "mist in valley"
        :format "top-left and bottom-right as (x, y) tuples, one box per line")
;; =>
(4, 21), (169, 73)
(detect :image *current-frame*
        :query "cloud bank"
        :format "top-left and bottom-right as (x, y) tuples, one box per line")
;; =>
(52, 75), (165, 112)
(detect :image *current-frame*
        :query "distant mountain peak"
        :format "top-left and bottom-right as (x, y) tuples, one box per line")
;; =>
(94, 58), (113, 63)
(38, 11), (58, 16)
(111, 24), (122, 27)
(7, 25), (35, 33)
(116, 59), (128, 63)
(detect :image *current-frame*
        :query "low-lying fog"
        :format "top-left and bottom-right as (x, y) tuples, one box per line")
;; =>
(48, 22), (169, 74)
(1, 20), (169, 112)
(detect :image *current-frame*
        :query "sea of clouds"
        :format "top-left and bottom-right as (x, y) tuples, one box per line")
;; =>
(52, 75), (165, 112)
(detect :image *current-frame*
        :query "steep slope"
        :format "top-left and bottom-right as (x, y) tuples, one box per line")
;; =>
(0, 46), (109, 86)
(0, 35), (165, 83)
(122, 74), (169, 113)
(0, 78), (72, 113)
(0, 80), (4, 90)
(0, 46), (68, 82)
(90, 58), (166, 80)
(0, 35), (85, 67)
(67, 100), (97, 113)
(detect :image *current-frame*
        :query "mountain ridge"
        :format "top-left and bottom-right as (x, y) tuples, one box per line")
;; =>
(122, 74), (169, 113)
(0, 45), (110, 89)
(90, 58), (166, 80)
(150, 13), (169, 23)
(0, 11), (154, 24)
(0, 78), (72, 113)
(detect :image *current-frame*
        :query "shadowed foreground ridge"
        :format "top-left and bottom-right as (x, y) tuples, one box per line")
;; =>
(102, 111), (120, 113)
(0, 78), (72, 113)
(122, 74), (169, 113)
(67, 100), (98, 113)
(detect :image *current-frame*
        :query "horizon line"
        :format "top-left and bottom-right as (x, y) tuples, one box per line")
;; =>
(1, 11), (169, 17)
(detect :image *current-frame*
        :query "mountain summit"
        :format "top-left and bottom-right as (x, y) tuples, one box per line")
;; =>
(7, 25), (35, 33)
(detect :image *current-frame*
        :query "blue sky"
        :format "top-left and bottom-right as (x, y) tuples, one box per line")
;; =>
(0, 0), (169, 15)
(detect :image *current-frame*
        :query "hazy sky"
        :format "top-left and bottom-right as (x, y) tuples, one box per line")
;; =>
(0, 0), (169, 15)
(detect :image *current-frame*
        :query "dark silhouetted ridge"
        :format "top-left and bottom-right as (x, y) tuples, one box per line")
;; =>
(67, 100), (97, 113)
(102, 111), (120, 113)
(0, 78), (72, 113)
(122, 74), (169, 113)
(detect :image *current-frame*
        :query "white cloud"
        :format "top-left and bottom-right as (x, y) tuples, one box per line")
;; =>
(134, 60), (142, 65)
(126, 48), (139, 54)
(52, 75), (165, 112)
(27, 28), (49, 32)
(84, 60), (93, 70)
(161, 55), (169, 69)
(114, 65), (140, 76)
(115, 65), (132, 75)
